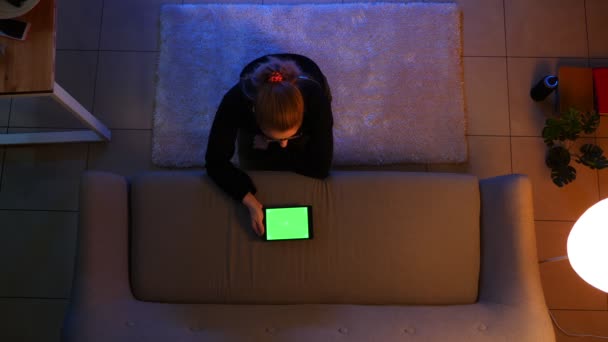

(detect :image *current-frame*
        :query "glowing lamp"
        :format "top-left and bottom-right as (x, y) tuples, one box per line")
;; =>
(567, 198), (608, 293)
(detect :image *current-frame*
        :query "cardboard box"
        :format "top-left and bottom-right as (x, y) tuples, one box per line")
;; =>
(558, 67), (595, 114)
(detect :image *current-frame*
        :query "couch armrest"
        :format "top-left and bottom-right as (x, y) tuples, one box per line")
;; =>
(69, 171), (132, 304)
(479, 174), (546, 307)
(478, 174), (554, 340)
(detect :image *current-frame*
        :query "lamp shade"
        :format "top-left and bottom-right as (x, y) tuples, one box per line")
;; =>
(567, 198), (608, 293)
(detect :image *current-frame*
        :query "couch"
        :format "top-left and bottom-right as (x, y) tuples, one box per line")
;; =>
(62, 170), (555, 341)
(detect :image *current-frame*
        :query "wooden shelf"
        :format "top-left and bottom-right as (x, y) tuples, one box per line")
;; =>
(0, 0), (55, 93)
(0, 0), (111, 145)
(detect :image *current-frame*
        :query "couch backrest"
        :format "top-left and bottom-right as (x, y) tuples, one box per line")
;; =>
(129, 171), (480, 305)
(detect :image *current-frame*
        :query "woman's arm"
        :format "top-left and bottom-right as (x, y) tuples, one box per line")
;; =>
(242, 192), (265, 236)
(205, 86), (258, 201)
(206, 99), (265, 236)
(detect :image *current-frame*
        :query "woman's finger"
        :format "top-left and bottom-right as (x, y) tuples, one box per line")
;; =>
(252, 217), (263, 236)
(257, 218), (265, 236)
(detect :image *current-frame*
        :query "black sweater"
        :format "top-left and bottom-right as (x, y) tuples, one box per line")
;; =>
(205, 54), (334, 202)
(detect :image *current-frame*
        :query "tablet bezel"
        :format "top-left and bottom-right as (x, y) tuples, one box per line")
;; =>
(262, 205), (313, 241)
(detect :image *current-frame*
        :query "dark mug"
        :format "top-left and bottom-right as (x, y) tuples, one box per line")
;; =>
(530, 75), (558, 101)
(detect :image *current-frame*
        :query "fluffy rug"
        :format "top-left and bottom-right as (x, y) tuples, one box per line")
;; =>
(153, 2), (466, 167)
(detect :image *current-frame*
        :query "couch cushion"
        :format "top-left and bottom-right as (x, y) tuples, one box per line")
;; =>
(130, 171), (480, 305)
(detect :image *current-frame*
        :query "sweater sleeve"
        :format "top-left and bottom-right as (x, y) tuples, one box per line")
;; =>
(205, 86), (257, 201)
(288, 85), (334, 179)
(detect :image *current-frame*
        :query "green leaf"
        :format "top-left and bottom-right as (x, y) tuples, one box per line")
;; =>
(581, 110), (600, 134)
(542, 108), (588, 145)
(541, 108), (606, 187)
(577, 144), (608, 169)
(542, 124), (560, 146)
(550, 165), (577, 187)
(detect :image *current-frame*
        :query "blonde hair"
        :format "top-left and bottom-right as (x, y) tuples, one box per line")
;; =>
(248, 57), (304, 131)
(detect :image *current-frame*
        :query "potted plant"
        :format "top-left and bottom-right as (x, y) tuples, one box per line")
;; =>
(542, 107), (608, 187)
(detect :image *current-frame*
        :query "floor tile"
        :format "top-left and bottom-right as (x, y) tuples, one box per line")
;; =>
(0, 133), (87, 211)
(586, 0), (608, 58)
(504, 0), (587, 57)
(94, 51), (158, 130)
(535, 220), (573, 262)
(56, 0), (103, 50)
(589, 59), (608, 68)
(540, 259), (607, 310)
(0, 99), (11, 127)
(464, 57), (509, 136)
(0, 298), (66, 342)
(429, 135), (511, 179)
(88, 129), (163, 176)
(100, 0), (181, 51)
(0, 211), (77, 298)
(551, 310), (608, 341)
(0, 128), (4, 187)
(511, 137), (599, 221)
(507, 57), (588, 137)
(468, 136), (512, 178)
(10, 51), (98, 129)
(456, 0), (506, 56)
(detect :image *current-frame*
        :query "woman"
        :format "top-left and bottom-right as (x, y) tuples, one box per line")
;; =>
(205, 54), (334, 236)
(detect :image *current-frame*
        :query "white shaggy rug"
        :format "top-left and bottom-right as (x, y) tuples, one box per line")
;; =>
(153, 2), (466, 167)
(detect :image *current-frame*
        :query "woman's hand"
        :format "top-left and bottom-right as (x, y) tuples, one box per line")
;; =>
(242, 192), (265, 236)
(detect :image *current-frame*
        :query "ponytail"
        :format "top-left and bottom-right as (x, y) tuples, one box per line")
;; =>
(248, 57), (304, 131)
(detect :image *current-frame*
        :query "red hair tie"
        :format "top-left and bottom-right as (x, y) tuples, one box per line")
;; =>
(268, 71), (284, 83)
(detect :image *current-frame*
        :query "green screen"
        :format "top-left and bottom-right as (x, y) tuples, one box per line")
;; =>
(265, 207), (310, 240)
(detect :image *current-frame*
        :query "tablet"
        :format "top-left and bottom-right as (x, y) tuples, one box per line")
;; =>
(263, 205), (313, 241)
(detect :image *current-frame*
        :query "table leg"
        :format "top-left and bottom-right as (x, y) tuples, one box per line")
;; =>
(0, 83), (112, 145)
(52, 82), (111, 141)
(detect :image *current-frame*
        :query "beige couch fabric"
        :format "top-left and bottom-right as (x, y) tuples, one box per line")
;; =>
(129, 171), (480, 305)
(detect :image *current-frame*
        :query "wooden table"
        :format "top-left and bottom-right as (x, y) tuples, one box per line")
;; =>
(0, 0), (110, 145)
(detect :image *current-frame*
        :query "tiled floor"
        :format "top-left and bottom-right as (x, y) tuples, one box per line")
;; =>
(1, 0), (607, 341)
